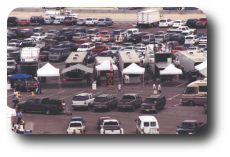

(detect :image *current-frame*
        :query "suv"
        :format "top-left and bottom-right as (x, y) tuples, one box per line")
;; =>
(93, 94), (118, 111)
(100, 119), (124, 134)
(30, 16), (44, 26)
(176, 120), (206, 135)
(135, 116), (160, 134)
(72, 93), (94, 110)
(67, 117), (86, 134)
(85, 17), (98, 26)
(118, 94), (142, 111)
(97, 18), (113, 27)
(7, 16), (18, 27)
(48, 47), (70, 62)
(141, 94), (166, 113)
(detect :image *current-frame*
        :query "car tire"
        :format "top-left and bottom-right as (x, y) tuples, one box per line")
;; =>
(45, 109), (51, 115)
(188, 101), (195, 106)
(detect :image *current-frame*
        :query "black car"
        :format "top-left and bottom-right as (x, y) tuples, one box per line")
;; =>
(176, 120), (206, 135)
(127, 32), (146, 44)
(93, 94), (118, 111)
(7, 16), (18, 27)
(118, 94), (142, 111)
(141, 94), (166, 113)
(165, 33), (185, 45)
(17, 97), (64, 115)
(7, 31), (17, 41)
(16, 29), (33, 38)
(186, 19), (198, 28)
(30, 16), (44, 26)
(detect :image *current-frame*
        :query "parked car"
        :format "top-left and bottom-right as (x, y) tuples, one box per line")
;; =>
(196, 18), (207, 28)
(186, 18), (198, 28)
(48, 47), (70, 62)
(64, 16), (78, 25)
(85, 17), (98, 26)
(141, 94), (166, 113)
(97, 17), (113, 26)
(184, 35), (199, 45)
(53, 16), (65, 25)
(154, 33), (167, 43)
(31, 32), (46, 41)
(172, 20), (186, 28)
(171, 45), (187, 54)
(128, 32), (147, 44)
(176, 120), (206, 135)
(18, 19), (30, 26)
(87, 28), (99, 38)
(16, 97), (64, 115)
(7, 58), (17, 74)
(126, 28), (139, 38)
(77, 42), (95, 52)
(118, 94), (142, 111)
(17, 28), (33, 38)
(7, 31), (17, 41)
(135, 116), (160, 134)
(142, 33), (155, 44)
(165, 33), (185, 45)
(199, 36), (207, 45)
(44, 16), (55, 25)
(72, 93), (95, 110)
(91, 45), (108, 54)
(76, 18), (86, 25)
(67, 120), (86, 134)
(93, 94), (118, 111)
(30, 16), (44, 26)
(158, 19), (174, 27)
(7, 16), (18, 27)
(72, 32), (86, 42)
(109, 45), (122, 54)
(100, 119), (124, 134)
(96, 116), (111, 130)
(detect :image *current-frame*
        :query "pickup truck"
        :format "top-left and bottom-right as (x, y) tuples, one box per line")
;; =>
(118, 94), (142, 111)
(66, 117), (86, 134)
(176, 120), (206, 135)
(17, 97), (64, 115)
(100, 119), (124, 134)
(168, 26), (196, 35)
(93, 94), (118, 111)
(72, 93), (94, 110)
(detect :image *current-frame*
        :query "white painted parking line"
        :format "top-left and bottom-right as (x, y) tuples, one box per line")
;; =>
(167, 94), (181, 101)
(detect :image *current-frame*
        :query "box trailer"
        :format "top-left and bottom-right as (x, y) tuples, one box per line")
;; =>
(137, 10), (160, 28)
(20, 47), (40, 63)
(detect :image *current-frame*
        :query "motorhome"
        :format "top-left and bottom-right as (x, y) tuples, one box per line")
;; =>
(137, 10), (160, 27)
(62, 51), (91, 80)
(181, 78), (207, 106)
(118, 50), (140, 71)
(174, 50), (207, 73)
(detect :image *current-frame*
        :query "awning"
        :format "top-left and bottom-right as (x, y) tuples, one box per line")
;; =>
(195, 60), (207, 77)
(95, 60), (118, 71)
(122, 63), (145, 75)
(37, 63), (60, 77)
(155, 62), (171, 69)
(10, 73), (32, 80)
(160, 63), (183, 75)
(61, 64), (93, 74)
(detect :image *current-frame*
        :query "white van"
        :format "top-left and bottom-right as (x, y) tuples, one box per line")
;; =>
(135, 116), (159, 134)
(181, 78), (207, 106)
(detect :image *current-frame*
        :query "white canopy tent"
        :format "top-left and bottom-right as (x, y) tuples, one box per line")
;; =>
(122, 63), (145, 84)
(122, 63), (145, 75)
(160, 63), (182, 75)
(37, 63), (60, 77)
(195, 60), (207, 77)
(95, 60), (118, 71)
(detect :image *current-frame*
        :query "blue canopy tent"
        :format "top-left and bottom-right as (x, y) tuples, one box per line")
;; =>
(10, 73), (32, 80)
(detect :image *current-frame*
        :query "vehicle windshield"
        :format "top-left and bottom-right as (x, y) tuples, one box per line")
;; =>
(122, 95), (135, 100)
(98, 19), (105, 21)
(70, 123), (82, 127)
(73, 96), (88, 101)
(95, 97), (108, 102)
(78, 19), (84, 21)
(144, 98), (158, 104)
(104, 121), (118, 126)
(33, 33), (40, 36)
(142, 35), (150, 39)
(155, 35), (163, 38)
(160, 20), (166, 22)
(111, 47), (119, 50)
(79, 45), (88, 48)
(86, 18), (92, 21)
(186, 37), (194, 39)
(181, 122), (196, 129)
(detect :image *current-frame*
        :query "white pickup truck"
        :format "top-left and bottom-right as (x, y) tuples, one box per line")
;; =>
(168, 26), (196, 35)
(72, 93), (94, 110)
(100, 119), (124, 134)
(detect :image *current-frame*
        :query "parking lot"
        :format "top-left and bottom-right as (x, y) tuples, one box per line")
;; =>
(7, 8), (207, 134)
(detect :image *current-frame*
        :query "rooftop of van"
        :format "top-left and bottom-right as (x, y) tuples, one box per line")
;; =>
(75, 93), (92, 96)
(65, 51), (88, 64)
(187, 79), (207, 87)
(138, 116), (158, 122)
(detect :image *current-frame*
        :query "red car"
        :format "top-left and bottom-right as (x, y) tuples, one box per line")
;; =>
(172, 46), (186, 54)
(91, 45), (108, 54)
(18, 19), (30, 26)
(196, 18), (207, 28)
